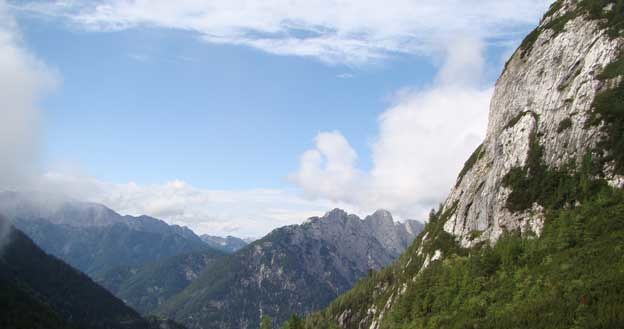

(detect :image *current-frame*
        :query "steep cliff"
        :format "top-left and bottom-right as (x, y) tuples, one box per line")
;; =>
(300, 1), (624, 328)
(444, 0), (624, 247)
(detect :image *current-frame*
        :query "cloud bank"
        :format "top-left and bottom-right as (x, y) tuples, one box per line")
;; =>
(292, 38), (492, 219)
(0, 1), (56, 190)
(13, 0), (552, 64)
(41, 172), (347, 238)
(0, 0), (56, 247)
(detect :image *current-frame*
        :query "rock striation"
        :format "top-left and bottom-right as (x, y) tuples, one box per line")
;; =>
(443, 0), (623, 247)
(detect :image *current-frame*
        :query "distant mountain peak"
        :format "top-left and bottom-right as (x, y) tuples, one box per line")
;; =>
(200, 234), (248, 253)
(366, 209), (394, 224)
(324, 208), (349, 218)
(157, 208), (424, 329)
(371, 209), (392, 217)
(1, 193), (216, 279)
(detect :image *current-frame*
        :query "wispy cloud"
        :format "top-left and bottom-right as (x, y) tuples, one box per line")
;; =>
(336, 73), (354, 79)
(127, 53), (150, 62)
(11, 0), (552, 64)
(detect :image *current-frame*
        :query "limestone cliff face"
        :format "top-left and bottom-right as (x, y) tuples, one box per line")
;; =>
(311, 2), (624, 329)
(442, 0), (623, 247)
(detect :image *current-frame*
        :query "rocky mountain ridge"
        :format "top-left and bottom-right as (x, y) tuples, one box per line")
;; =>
(0, 192), (213, 277)
(0, 191), (198, 239)
(156, 209), (423, 329)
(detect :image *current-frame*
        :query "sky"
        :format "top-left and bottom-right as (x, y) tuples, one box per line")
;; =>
(1, 0), (553, 238)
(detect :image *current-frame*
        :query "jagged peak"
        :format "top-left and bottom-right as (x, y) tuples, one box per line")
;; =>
(364, 209), (395, 226)
(324, 208), (349, 218)
(371, 209), (393, 219)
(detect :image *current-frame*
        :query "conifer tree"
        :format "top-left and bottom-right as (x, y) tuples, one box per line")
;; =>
(260, 315), (272, 329)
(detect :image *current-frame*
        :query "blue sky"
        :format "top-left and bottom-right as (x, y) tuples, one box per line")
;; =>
(22, 16), (440, 188)
(2, 0), (553, 237)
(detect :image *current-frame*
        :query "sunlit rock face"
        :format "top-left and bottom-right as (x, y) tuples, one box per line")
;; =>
(304, 3), (624, 329)
(442, 0), (623, 247)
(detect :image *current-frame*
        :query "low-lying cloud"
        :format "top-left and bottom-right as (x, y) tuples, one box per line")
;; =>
(0, 1), (56, 191)
(0, 0), (57, 247)
(41, 172), (348, 238)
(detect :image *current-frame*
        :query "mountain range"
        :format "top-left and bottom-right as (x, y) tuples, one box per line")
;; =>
(156, 209), (423, 329)
(0, 192), (422, 328)
(4, 2), (622, 328)
(0, 191), (211, 277)
(0, 219), (185, 329)
(0, 192), (229, 314)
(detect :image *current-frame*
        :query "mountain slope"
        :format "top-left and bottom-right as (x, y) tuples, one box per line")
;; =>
(299, 1), (624, 328)
(0, 192), (213, 278)
(97, 250), (225, 314)
(0, 278), (74, 329)
(156, 209), (423, 329)
(0, 225), (170, 329)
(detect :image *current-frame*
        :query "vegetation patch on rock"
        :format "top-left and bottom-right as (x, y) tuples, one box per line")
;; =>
(557, 117), (573, 133)
(456, 144), (485, 187)
(520, 0), (624, 59)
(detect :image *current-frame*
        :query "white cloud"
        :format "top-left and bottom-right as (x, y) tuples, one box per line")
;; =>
(40, 172), (348, 238)
(0, 0), (57, 246)
(12, 0), (552, 64)
(292, 37), (492, 220)
(0, 1), (56, 190)
(290, 131), (363, 204)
